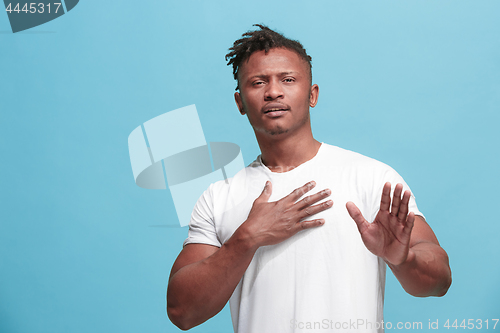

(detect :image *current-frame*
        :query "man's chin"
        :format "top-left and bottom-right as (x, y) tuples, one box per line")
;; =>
(260, 125), (288, 136)
(252, 125), (290, 137)
(268, 128), (289, 136)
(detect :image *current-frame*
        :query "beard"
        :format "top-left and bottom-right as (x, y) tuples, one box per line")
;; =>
(267, 110), (309, 136)
(267, 126), (289, 136)
(244, 105), (310, 137)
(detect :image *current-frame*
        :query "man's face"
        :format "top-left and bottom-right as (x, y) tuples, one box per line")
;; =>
(235, 48), (318, 138)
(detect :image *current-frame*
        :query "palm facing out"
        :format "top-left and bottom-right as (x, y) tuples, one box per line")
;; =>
(346, 182), (415, 266)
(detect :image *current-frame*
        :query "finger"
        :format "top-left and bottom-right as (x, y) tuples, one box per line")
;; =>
(397, 190), (411, 221)
(295, 188), (331, 210)
(299, 199), (333, 219)
(380, 182), (392, 212)
(295, 218), (325, 231)
(284, 181), (316, 203)
(346, 201), (369, 234)
(255, 181), (272, 203)
(390, 183), (403, 216)
(402, 212), (415, 235)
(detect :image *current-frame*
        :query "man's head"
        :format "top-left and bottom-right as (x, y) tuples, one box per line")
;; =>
(226, 24), (313, 91)
(226, 25), (319, 139)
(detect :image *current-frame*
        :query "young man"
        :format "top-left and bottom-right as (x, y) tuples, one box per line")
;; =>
(167, 25), (451, 332)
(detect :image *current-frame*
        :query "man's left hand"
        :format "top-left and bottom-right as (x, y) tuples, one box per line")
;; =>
(346, 182), (415, 266)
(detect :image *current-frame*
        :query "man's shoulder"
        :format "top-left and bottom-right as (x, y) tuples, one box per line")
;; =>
(206, 161), (258, 197)
(320, 143), (393, 171)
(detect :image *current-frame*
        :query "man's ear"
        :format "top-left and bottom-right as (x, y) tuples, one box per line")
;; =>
(309, 84), (319, 108)
(235, 92), (246, 115)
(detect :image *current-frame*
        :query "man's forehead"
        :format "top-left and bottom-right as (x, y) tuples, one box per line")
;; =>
(239, 48), (309, 78)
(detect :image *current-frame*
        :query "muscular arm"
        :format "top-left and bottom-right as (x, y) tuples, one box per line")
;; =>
(387, 216), (452, 297)
(167, 181), (332, 330)
(167, 234), (257, 330)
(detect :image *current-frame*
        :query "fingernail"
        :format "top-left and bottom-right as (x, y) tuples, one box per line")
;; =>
(309, 181), (316, 187)
(323, 189), (331, 195)
(326, 200), (333, 206)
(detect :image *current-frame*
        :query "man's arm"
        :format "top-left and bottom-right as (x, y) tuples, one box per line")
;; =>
(346, 182), (452, 297)
(166, 240), (256, 330)
(387, 215), (451, 297)
(167, 181), (332, 330)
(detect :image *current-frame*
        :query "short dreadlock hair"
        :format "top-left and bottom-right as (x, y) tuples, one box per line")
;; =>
(225, 24), (313, 90)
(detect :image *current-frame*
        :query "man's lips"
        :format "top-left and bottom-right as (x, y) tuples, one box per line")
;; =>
(264, 110), (288, 118)
(262, 103), (290, 113)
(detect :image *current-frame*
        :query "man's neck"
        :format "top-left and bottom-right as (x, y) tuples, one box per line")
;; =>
(256, 132), (321, 173)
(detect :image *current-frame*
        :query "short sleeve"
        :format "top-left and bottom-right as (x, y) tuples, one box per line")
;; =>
(183, 184), (222, 248)
(368, 166), (425, 223)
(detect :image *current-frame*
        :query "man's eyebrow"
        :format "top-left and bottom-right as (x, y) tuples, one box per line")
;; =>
(248, 71), (300, 79)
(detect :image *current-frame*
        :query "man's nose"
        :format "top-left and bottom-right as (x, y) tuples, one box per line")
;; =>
(264, 80), (284, 100)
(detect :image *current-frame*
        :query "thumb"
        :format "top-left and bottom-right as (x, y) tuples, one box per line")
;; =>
(346, 201), (369, 234)
(256, 181), (272, 202)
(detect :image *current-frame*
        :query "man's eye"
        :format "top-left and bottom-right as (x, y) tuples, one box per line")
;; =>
(283, 78), (295, 83)
(253, 81), (264, 86)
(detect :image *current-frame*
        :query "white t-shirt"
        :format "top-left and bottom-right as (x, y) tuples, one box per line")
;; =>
(184, 143), (423, 333)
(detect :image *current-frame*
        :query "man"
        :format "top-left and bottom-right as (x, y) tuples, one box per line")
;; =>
(167, 25), (451, 332)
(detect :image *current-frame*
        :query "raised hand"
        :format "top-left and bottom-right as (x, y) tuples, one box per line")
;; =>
(241, 181), (333, 248)
(346, 182), (415, 266)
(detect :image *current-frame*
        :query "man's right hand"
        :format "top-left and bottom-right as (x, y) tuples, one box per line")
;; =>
(167, 180), (332, 330)
(239, 181), (333, 249)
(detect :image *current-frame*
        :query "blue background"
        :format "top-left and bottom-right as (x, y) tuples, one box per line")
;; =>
(1, 1), (499, 332)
